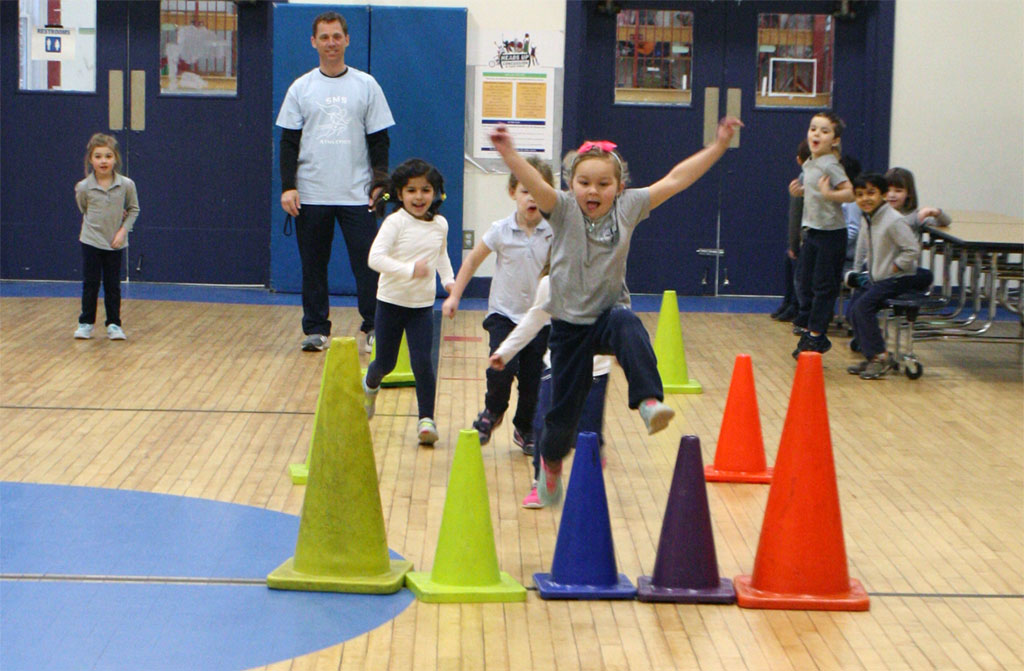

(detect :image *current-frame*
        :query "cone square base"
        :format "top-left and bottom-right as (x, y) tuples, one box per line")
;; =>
(405, 571), (526, 603)
(287, 463), (308, 485)
(704, 465), (773, 484)
(360, 367), (416, 388)
(534, 572), (637, 600)
(267, 556), (413, 594)
(636, 575), (735, 604)
(733, 574), (870, 611)
(663, 379), (702, 394)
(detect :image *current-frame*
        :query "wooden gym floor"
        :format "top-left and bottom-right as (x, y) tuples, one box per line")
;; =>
(1, 292), (1021, 670)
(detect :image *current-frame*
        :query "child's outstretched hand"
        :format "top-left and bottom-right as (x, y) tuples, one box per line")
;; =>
(716, 116), (743, 144)
(489, 125), (515, 155)
(489, 353), (506, 371)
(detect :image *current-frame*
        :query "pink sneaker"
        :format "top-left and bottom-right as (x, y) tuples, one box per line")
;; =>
(521, 484), (544, 509)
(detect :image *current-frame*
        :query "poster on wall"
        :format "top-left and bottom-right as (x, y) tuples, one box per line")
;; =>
(471, 30), (560, 160)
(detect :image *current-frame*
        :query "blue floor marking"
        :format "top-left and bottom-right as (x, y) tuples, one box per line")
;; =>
(0, 482), (414, 671)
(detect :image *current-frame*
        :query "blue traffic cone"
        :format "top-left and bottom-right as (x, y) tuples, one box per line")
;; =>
(534, 432), (636, 600)
(637, 435), (735, 603)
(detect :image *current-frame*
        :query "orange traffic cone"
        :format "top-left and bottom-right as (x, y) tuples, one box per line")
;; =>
(704, 354), (773, 484)
(734, 352), (869, 611)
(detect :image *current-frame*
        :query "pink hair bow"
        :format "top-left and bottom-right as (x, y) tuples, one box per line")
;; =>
(577, 140), (617, 153)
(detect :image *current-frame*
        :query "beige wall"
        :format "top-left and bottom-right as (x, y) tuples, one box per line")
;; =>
(890, 0), (1024, 217)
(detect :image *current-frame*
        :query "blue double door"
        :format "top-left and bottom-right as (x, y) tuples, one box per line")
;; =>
(565, 1), (894, 296)
(0, 1), (273, 284)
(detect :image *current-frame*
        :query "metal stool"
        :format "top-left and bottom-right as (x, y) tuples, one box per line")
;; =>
(883, 292), (928, 379)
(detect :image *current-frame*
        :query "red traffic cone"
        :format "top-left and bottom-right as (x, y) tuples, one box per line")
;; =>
(734, 352), (869, 611)
(705, 354), (773, 484)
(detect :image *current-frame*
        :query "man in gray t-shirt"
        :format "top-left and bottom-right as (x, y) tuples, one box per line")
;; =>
(277, 11), (394, 352)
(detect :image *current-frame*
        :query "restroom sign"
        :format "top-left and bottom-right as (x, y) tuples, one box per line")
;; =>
(31, 27), (75, 61)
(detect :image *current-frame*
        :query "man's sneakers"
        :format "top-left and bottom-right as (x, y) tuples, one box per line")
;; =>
(472, 408), (504, 446)
(638, 399), (674, 436)
(106, 324), (126, 340)
(537, 458), (563, 507)
(846, 360), (870, 375)
(74, 323), (93, 339)
(417, 418), (439, 446)
(792, 331), (832, 359)
(512, 427), (534, 456)
(301, 334), (328, 352)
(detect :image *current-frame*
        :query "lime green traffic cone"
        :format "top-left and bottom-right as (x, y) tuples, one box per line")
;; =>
(268, 337), (412, 593)
(405, 429), (526, 603)
(654, 290), (702, 394)
(361, 333), (416, 387)
(287, 341), (335, 485)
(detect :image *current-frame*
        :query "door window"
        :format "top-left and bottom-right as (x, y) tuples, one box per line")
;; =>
(160, 0), (237, 96)
(756, 13), (834, 108)
(18, 0), (96, 92)
(615, 9), (693, 106)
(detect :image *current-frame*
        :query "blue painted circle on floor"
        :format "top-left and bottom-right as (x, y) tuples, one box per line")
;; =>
(0, 482), (414, 671)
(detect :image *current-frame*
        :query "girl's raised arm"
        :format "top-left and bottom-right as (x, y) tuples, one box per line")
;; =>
(648, 117), (742, 211)
(490, 127), (558, 213)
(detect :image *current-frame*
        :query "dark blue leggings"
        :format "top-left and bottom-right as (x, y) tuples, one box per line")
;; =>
(532, 368), (607, 480)
(365, 301), (436, 419)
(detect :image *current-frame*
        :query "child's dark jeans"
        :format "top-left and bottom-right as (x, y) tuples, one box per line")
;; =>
(483, 313), (548, 434)
(79, 242), (123, 326)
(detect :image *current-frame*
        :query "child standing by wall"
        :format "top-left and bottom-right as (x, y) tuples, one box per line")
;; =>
(490, 116), (742, 506)
(789, 112), (854, 358)
(363, 159), (454, 446)
(74, 133), (140, 341)
(773, 140), (812, 323)
(488, 272), (613, 508)
(442, 158), (555, 452)
(845, 173), (934, 379)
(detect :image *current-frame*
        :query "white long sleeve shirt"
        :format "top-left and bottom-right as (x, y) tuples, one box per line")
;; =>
(368, 208), (455, 308)
(494, 276), (613, 376)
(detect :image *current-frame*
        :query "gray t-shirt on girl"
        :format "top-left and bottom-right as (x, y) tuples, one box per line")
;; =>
(544, 188), (650, 324)
(276, 67), (394, 206)
(801, 153), (848, 231)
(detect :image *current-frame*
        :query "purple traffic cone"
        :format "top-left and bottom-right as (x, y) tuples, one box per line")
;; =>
(534, 432), (636, 600)
(637, 435), (735, 603)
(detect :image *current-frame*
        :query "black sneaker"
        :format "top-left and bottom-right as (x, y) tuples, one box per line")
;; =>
(792, 332), (832, 359)
(513, 427), (534, 456)
(472, 409), (504, 446)
(792, 324), (807, 336)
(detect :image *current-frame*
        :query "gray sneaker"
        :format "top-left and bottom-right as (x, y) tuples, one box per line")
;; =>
(364, 330), (375, 354)
(859, 355), (895, 380)
(301, 334), (328, 352)
(417, 418), (438, 446)
(74, 323), (94, 339)
(106, 324), (126, 340)
(638, 399), (675, 435)
(362, 376), (379, 419)
(846, 360), (869, 375)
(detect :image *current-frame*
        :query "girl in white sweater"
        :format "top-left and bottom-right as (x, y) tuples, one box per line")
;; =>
(364, 159), (454, 445)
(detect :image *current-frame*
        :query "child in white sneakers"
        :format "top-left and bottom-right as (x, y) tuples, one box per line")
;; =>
(489, 116), (742, 505)
(442, 157), (555, 451)
(73, 133), (139, 341)
(363, 159), (454, 446)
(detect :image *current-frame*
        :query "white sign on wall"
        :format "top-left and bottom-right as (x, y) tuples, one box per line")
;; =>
(31, 27), (76, 61)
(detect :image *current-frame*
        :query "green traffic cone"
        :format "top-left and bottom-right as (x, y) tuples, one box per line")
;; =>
(361, 333), (416, 387)
(268, 337), (412, 593)
(405, 429), (526, 603)
(654, 290), (702, 394)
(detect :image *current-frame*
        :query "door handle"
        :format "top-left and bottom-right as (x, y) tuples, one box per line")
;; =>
(109, 70), (124, 130)
(703, 87), (719, 146)
(726, 87), (741, 148)
(130, 70), (145, 130)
